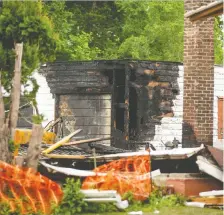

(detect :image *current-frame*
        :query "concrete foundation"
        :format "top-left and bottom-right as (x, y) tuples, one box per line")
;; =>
(153, 173), (223, 197)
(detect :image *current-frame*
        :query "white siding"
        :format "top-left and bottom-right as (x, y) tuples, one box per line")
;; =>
(34, 72), (55, 127)
(213, 66), (224, 149)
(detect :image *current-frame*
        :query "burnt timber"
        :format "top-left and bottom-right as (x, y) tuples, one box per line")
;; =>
(42, 60), (181, 150)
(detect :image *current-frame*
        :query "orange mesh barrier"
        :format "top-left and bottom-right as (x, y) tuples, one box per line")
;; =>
(0, 161), (63, 214)
(82, 155), (151, 200)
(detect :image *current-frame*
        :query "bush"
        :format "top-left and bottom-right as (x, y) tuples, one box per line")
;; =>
(51, 178), (87, 215)
(0, 202), (41, 215)
(83, 202), (118, 213)
(148, 187), (186, 210)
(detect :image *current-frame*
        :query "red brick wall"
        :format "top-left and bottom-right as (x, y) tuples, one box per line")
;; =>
(183, 0), (215, 147)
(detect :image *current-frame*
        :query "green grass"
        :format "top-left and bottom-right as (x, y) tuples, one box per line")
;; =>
(83, 206), (223, 215)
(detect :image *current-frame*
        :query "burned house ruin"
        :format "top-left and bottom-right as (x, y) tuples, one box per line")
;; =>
(42, 60), (181, 150)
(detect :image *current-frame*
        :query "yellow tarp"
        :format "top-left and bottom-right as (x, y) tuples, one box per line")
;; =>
(14, 129), (56, 145)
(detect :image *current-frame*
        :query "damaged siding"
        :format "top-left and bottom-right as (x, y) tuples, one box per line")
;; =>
(41, 61), (113, 145)
(148, 65), (184, 149)
(59, 94), (111, 144)
(128, 61), (181, 150)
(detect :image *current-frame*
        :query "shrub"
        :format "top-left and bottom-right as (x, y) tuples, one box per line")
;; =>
(51, 178), (87, 215)
(148, 187), (186, 210)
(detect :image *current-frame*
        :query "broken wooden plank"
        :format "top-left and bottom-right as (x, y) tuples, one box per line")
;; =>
(200, 190), (224, 197)
(196, 156), (224, 182)
(63, 136), (112, 146)
(206, 145), (223, 169)
(40, 161), (105, 176)
(44, 117), (61, 131)
(43, 154), (86, 159)
(91, 145), (204, 160)
(81, 190), (117, 199)
(185, 202), (205, 208)
(190, 196), (224, 205)
(42, 129), (82, 154)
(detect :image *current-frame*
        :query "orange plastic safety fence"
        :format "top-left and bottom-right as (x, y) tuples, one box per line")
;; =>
(82, 155), (151, 201)
(0, 161), (63, 214)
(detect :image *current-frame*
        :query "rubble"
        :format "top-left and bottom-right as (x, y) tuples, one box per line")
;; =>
(199, 190), (224, 197)
(14, 125), (223, 209)
(81, 190), (129, 209)
(196, 155), (224, 182)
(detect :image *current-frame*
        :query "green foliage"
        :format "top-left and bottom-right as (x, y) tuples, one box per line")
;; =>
(116, 1), (184, 61)
(44, 1), (101, 61)
(32, 114), (44, 124)
(84, 202), (118, 213)
(8, 139), (18, 153)
(0, 201), (41, 215)
(122, 188), (186, 212)
(0, 1), (57, 95)
(147, 187), (186, 210)
(51, 178), (87, 215)
(48, 1), (222, 64)
(214, 17), (223, 65)
(0, 202), (14, 215)
(122, 191), (143, 212)
(66, 1), (123, 60)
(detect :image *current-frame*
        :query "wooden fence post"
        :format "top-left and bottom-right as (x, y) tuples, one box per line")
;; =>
(25, 124), (44, 170)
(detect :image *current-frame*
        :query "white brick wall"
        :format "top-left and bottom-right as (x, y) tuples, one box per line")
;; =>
(150, 65), (224, 150)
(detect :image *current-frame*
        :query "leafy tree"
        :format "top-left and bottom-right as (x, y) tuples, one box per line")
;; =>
(66, 1), (123, 59)
(45, 1), (101, 60)
(116, 1), (184, 61)
(51, 0), (222, 64)
(0, 1), (57, 95)
(214, 17), (223, 65)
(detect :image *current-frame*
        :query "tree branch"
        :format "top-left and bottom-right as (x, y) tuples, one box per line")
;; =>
(0, 72), (5, 127)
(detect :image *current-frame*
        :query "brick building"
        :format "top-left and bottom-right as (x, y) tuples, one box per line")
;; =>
(183, 0), (223, 147)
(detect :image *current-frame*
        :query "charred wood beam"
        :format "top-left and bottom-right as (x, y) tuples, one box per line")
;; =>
(54, 94), (60, 134)
(111, 66), (116, 146)
(42, 61), (125, 72)
(50, 87), (113, 94)
(124, 63), (130, 143)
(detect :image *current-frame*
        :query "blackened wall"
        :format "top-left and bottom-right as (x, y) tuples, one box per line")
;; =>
(127, 61), (180, 147)
(43, 60), (181, 149)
